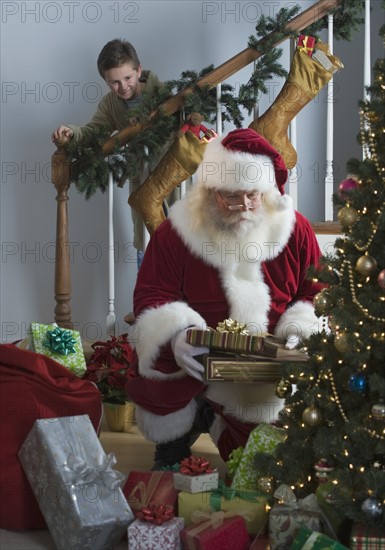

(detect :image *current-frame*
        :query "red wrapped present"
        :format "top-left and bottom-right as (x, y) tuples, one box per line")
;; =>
(123, 471), (179, 518)
(297, 34), (316, 56)
(181, 511), (250, 550)
(350, 524), (385, 549)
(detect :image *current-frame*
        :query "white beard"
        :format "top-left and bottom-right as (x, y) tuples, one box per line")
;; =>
(201, 196), (268, 256)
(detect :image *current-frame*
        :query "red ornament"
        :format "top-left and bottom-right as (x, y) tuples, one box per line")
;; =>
(338, 177), (359, 199)
(378, 269), (385, 289)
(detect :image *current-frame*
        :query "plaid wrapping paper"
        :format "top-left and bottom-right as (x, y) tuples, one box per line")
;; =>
(350, 524), (385, 549)
(18, 415), (134, 550)
(31, 322), (86, 376)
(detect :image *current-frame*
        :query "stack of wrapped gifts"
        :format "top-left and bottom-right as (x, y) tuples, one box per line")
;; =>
(14, 320), (377, 549)
(186, 320), (308, 383)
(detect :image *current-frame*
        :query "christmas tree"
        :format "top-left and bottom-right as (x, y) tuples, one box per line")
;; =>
(255, 16), (385, 531)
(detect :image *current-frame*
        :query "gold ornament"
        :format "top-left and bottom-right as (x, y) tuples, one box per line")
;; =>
(275, 379), (293, 399)
(313, 290), (333, 315)
(334, 331), (350, 353)
(337, 206), (359, 227)
(258, 476), (274, 494)
(355, 255), (378, 277)
(302, 406), (322, 426)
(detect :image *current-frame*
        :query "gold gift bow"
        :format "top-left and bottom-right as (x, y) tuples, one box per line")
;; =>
(127, 471), (165, 510)
(298, 35), (314, 55)
(185, 509), (253, 550)
(216, 319), (249, 335)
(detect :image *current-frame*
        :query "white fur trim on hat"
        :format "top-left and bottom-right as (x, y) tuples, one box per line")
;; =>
(196, 137), (277, 194)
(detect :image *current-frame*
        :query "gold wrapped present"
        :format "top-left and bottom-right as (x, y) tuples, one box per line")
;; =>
(177, 482), (267, 536)
(202, 353), (284, 382)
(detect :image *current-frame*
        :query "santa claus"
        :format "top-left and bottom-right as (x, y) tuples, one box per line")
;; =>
(125, 128), (323, 468)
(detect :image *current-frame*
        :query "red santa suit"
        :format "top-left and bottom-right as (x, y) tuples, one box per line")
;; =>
(125, 129), (323, 461)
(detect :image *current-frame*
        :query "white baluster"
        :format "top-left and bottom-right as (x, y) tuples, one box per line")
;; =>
(107, 169), (116, 337)
(324, 14), (334, 221)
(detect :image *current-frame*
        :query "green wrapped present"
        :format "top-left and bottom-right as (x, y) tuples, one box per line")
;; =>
(290, 526), (349, 549)
(231, 423), (286, 491)
(31, 322), (86, 377)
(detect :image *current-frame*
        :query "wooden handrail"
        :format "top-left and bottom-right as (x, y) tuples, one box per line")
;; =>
(102, 0), (340, 155)
(52, 0), (341, 328)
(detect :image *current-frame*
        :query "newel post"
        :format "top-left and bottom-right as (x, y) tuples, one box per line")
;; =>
(51, 146), (72, 328)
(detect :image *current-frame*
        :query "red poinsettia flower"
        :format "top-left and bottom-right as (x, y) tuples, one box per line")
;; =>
(83, 334), (135, 404)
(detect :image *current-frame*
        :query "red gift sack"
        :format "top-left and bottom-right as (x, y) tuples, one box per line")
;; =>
(0, 343), (103, 530)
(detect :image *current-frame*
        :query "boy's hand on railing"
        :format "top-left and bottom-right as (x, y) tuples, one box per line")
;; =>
(52, 125), (74, 146)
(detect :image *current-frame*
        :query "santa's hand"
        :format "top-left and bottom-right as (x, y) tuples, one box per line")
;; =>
(171, 328), (209, 381)
(285, 335), (301, 350)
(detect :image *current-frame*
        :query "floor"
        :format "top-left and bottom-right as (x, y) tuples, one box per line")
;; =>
(0, 415), (226, 549)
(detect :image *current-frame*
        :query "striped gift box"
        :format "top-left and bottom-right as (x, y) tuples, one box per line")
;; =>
(186, 328), (265, 354)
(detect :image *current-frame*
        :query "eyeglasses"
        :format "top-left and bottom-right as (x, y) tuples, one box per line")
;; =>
(216, 191), (262, 211)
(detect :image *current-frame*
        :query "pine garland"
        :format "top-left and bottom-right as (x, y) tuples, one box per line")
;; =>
(66, 0), (367, 198)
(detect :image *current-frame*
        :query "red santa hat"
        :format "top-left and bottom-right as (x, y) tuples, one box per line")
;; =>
(196, 128), (289, 201)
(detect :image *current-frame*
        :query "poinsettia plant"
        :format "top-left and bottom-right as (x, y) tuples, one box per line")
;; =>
(83, 334), (135, 404)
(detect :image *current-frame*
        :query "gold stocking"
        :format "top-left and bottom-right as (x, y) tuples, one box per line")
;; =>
(128, 130), (207, 234)
(249, 42), (343, 168)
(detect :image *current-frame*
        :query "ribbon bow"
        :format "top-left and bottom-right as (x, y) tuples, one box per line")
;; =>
(62, 451), (125, 490)
(216, 319), (249, 335)
(43, 327), (76, 356)
(137, 503), (174, 525)
(179, 456), (214, 476)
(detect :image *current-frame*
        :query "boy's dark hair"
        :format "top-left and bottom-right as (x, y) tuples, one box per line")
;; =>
(97, 39), (141, 77)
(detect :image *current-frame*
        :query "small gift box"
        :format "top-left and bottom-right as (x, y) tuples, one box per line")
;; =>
(178, 482), (267, 535)
(180, 510), (250, 550)
(231, 423), (286, 491)
(290, 526), (349, 549)
(31, 322), (86, 376)
(127, 504), (184, 550)
(123, 471), (179, 518)
(350, 523), (385, 549)
(297, 35), (316, 56)
(173, 457), (219, 494)
(186, 319), (265, 354)
(18, 415), (134, 550)
(269, 486), (324, 550)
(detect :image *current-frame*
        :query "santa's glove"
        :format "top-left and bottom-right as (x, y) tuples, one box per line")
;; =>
(285, 334), (301, 350)
(171, 328), (209, 381)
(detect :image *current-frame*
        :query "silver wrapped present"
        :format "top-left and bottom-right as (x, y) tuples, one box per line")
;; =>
(18, 415), (134, 550)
